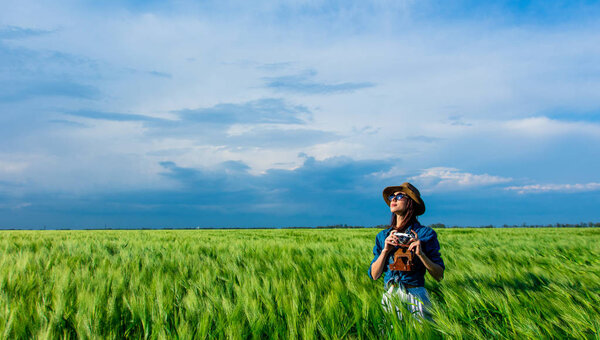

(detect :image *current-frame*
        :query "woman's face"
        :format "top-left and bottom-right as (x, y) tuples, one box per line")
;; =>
(389, 191), (407, 214)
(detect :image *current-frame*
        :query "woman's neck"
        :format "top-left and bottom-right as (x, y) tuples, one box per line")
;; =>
(394, 214), (409, 231)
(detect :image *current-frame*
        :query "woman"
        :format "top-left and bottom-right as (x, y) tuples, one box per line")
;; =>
(368, 182), (445, 320)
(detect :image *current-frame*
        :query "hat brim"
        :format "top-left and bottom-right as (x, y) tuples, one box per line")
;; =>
(383, 184), (425, 216)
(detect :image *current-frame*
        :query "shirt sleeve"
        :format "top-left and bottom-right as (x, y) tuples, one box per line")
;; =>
(422, 229), (445, 270)
(367, 231), (386, 280)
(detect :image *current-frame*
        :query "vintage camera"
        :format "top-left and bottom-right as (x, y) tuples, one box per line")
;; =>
(393, 232), (415, 245)
(389, 231), (416, 271)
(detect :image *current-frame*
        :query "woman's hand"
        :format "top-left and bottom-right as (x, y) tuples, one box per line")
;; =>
(407, 230), (424, 257)
(383, 233), (399, 253)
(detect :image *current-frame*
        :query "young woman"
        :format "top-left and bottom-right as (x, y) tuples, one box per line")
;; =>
(368, 182), (445, 320)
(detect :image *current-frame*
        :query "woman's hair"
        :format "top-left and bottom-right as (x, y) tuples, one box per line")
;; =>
(390, 197), (418, 231)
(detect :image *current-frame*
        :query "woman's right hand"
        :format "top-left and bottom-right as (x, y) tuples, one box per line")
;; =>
(383, 232), (399, 253)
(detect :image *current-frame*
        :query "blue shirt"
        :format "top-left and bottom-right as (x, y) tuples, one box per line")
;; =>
(368, 222), (445, 287)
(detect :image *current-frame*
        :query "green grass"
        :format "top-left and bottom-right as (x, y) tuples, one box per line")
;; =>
(1, 228), (599, 339)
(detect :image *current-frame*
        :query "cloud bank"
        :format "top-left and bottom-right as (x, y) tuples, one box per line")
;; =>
(505, 183), (600, 194)
(1, 0), (600, 227)
(410, 168), (512, 192)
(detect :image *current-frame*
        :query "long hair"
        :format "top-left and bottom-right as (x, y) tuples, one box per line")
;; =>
(390, 197), (418, 231)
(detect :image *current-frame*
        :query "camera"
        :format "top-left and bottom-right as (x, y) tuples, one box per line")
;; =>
(393, 232), (414, 245)
(390, 232), (416, 271)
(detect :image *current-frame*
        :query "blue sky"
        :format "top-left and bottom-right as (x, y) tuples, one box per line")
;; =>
(1, 0), (600, 228)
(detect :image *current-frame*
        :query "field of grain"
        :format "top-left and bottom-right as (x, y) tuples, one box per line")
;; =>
(1, 228), (599, 339)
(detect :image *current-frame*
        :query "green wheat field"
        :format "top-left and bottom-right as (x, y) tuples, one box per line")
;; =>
(1, 228), (599, 339)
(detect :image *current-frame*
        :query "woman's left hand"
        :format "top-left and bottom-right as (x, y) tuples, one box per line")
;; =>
(407, 230), (424, 257)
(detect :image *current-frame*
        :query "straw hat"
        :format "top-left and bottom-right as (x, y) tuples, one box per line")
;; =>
(382, 182), (426, 216)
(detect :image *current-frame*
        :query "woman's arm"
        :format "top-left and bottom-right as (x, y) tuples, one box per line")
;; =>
(408, 230), (444, 282)
(408, 232), (444, 281)
(370, 233), (399, 280)
(370, 249), (390, 280)
(417, 251), (444, 281)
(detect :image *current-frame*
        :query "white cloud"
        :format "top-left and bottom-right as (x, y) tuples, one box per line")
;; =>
(410, 167), (512, 191)
(505, 182), (600, 194)
(13, 202), (31, 210)
(369, 165), (407, 180)
(502, 117), (600, 137)
(0, 160), (28, 173)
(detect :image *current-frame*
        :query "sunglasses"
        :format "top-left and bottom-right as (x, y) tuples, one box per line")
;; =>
(388, 193), (408, 202)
